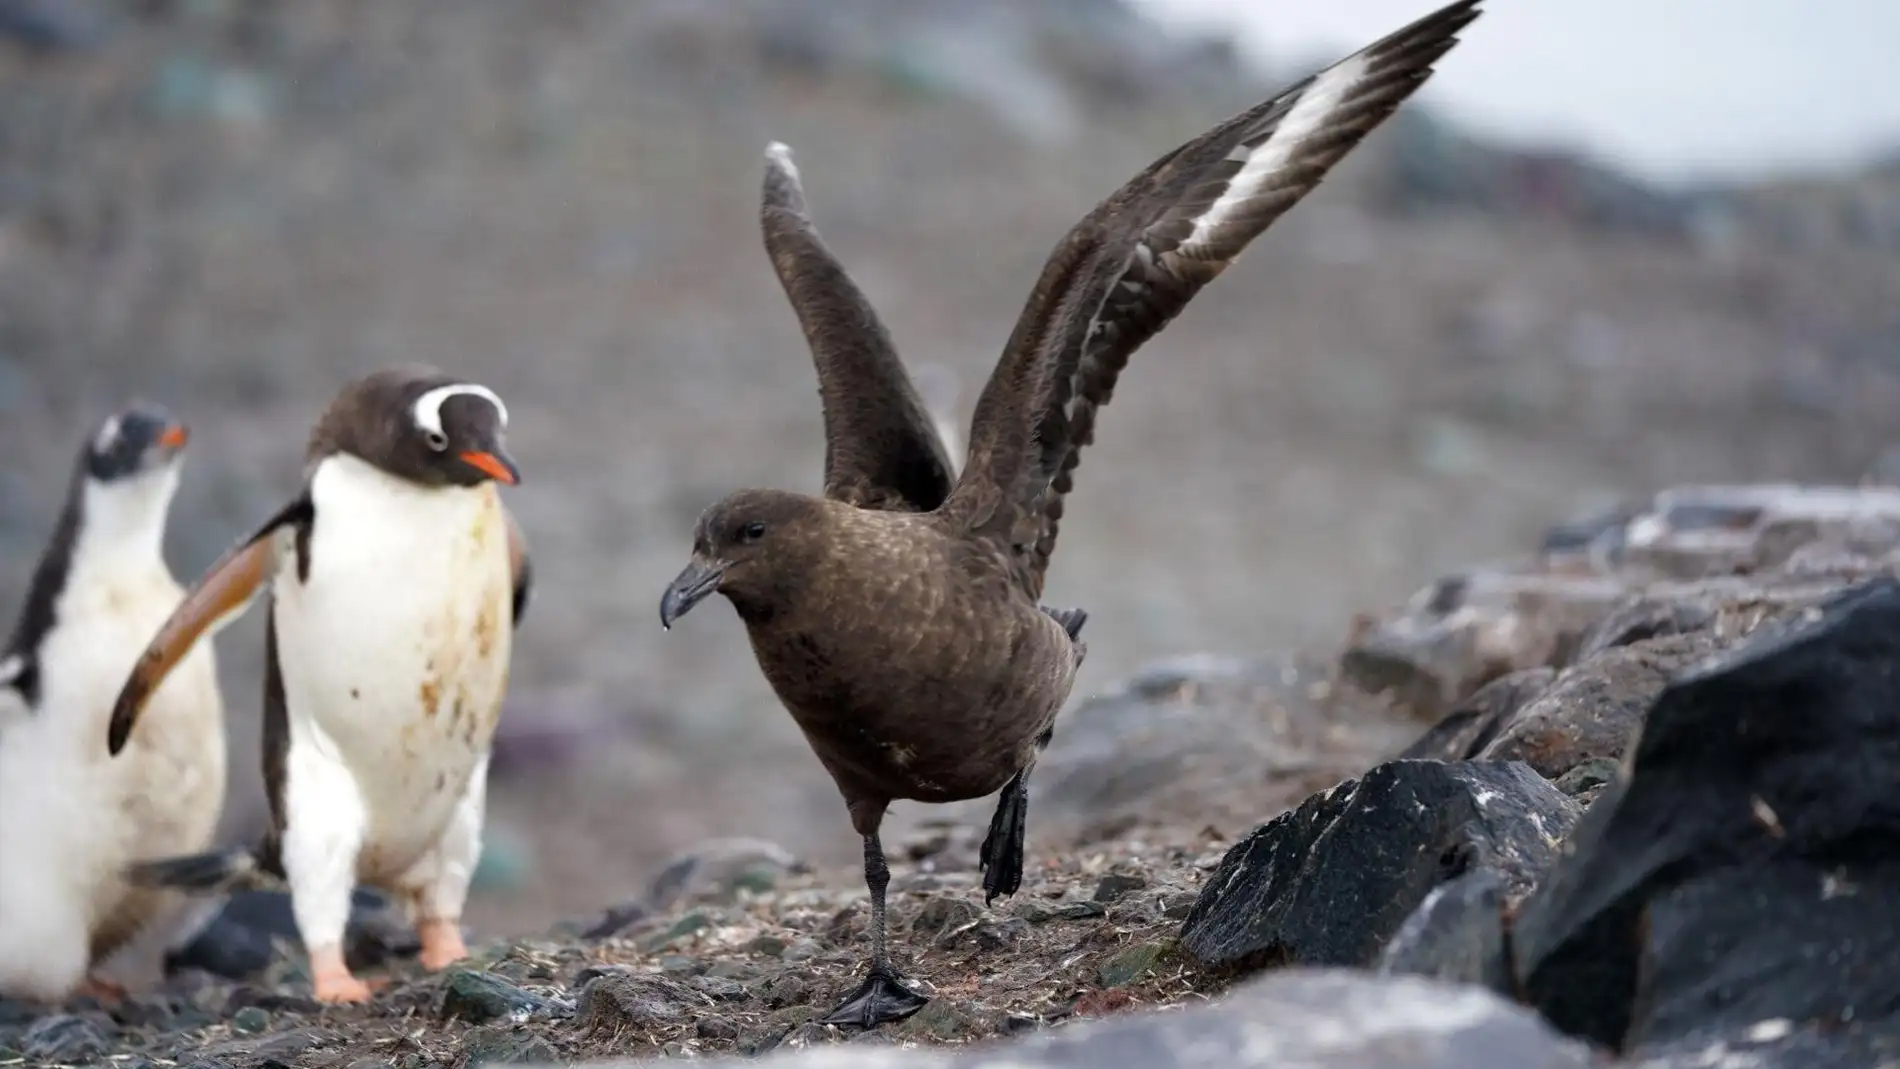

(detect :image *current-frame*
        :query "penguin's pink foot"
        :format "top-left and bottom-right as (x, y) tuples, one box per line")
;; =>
(417, 917), (469, 971)
(309, 945), (374, 1004)
(76, 975), (127, 1005)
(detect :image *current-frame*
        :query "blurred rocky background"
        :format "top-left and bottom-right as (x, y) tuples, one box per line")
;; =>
(2, 0), (1898, 939)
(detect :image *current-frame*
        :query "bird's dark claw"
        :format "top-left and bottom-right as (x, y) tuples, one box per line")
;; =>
(819, 965), (929, 1028)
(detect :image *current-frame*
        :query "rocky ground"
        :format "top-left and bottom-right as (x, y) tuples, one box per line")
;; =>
(4, 3), (1900, 1067)
(3, 0), (1900, 935)
(8, 479), (1900, 1066)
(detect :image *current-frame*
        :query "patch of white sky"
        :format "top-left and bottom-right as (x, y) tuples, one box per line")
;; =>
(1128, 0), (1900, 186)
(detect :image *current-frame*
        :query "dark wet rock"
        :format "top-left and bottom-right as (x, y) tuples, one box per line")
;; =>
(461, 1024), (559, 1067)
(1476, 634), (1717, 779)
(1376, 868), (1510, 992)
(1092, 873), (1147, 903)
(577, 972), (703, 1032)
(1181, 761), (1577, 975)
(697, 1014), (740, 1040)
(440, 970), (558, 1024)
(19, 1014), (112, 1063)
(166, 887), (418, 980)
(577, 969), (1594, 1068)
(1515, 577), (1900, 1061)
(1399, 667), (1555, 762)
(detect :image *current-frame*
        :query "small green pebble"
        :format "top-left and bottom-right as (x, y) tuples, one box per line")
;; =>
(897, 1000), (976, 1041)
(231, 1006), (270, 1034)
(746, 935), (788, 957)
(730, 865), (780, 895)
(1097, 941), (1173, 987)
(668, 911), (713, 938)
(658, 953), (703, 974)
(642, 910), (713, 950)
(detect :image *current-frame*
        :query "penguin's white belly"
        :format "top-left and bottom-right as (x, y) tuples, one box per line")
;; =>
(275, 456), (513, 882)
(0, 567), (224, 996)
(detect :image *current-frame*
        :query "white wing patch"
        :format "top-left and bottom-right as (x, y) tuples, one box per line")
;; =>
(0, 654), (21, 689)
(765, 141), (801, 184)
(1182, 52), (1371, 257)
(412, 384), (508, 439)
(92, 414), (123, 454)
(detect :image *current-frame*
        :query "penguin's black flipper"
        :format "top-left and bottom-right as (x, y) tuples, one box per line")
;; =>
(505, 504), (533, 627)
(126, 847), (279, 894)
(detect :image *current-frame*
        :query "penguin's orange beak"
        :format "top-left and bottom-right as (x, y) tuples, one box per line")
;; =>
(157, 424), (189, 449)
(459, 450), (520, 485)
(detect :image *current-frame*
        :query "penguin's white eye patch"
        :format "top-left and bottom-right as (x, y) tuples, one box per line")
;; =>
(412, 383), (508, 442)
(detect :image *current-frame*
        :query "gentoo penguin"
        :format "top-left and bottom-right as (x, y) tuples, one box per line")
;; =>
(107, 365), (530, 1004)
(0, 402), (227, 1004)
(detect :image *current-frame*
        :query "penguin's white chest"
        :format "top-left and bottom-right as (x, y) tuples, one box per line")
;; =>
(0, 547), (225, 996)
(274, 455), (513, 876)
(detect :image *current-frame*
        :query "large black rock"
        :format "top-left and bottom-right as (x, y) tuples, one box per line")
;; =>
(1514, 576), (1900, 1063)
(1375, 868), (1511, 992)
(1179, 760), (1578, 974)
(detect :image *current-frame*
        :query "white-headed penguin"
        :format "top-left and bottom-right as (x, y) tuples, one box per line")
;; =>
(108, 366), (530, 1004)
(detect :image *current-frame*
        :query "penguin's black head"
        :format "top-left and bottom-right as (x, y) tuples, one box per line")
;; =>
(313, 366), (522, 490)
(85, 402), (189, 483)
